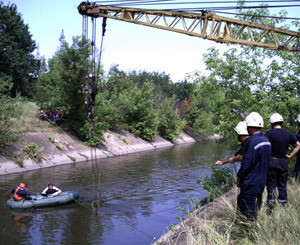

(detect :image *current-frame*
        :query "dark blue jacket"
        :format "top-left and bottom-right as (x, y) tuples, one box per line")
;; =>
(297, 130), (300, 157)
(237, 132), (271, 195)
(11, 186), (31, 197)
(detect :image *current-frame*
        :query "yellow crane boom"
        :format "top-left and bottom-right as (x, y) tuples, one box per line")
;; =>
(78, 2), (300, 53)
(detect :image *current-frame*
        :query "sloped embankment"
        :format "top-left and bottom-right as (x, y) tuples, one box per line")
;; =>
(0, 130), (198, 175)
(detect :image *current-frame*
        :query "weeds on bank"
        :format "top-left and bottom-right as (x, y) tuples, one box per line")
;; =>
(48, 136), (63, 151)
(68, 155), (76, 162)
(23, 142), (43, 163)
(55, 144), (63, 151)
(17, 102), (51, 132)
(198, 166), (235, 201)
(48, 136), (55, 143)
(182, 179), (300, 245)
(2, 148), (24, 167)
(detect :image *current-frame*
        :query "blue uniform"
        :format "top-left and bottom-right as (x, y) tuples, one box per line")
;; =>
(237, 132), (271, 218)
(265, 128), (297, 204)
(234, 137), (250, 157)
(294, 130), (300, 178)
(11, 186), (31, 201)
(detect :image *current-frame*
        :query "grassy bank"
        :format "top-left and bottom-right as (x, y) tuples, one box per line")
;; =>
(16, 102), (60, 133)
(1, 102), (65, 165)
(182, 178), (300, 244)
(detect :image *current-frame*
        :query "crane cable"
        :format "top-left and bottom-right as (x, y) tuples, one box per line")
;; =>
(82, 16), (107, 214)
(91, 0), (300, 20)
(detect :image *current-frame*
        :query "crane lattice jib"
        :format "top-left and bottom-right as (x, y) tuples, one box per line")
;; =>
(78, 2), (300, 53)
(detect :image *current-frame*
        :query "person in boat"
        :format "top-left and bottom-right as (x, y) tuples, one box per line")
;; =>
(11, 183), (32, 201)
(42, 183), (62, 197)
(215, 121), (250, 165)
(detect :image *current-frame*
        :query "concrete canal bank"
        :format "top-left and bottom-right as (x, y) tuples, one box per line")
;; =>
(0, 130), (218, 175)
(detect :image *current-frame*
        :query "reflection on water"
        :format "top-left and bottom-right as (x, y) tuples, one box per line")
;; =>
(0, 141), (231, 244)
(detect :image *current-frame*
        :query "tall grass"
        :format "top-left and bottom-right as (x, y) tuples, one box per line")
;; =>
(16, 101), (55, 132)
(183, 178), (300, 245)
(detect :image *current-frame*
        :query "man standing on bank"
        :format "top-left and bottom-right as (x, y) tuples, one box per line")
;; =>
(265, 113), (300, 208)
(294, 115), (300, 178)
(236, 112), (271, 219)
(215, 121), (250, 166)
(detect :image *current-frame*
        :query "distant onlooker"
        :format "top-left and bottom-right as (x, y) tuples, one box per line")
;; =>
(39, 110), (47, 120)
(56, 111), (64, 126)
(52, 110), (58, 123)
(45, 110), (51, 120)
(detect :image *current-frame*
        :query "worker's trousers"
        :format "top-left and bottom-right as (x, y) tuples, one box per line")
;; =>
(237, 192), (262, 219)
(294, 155), (300, 178)
(266, 157), (288, 205)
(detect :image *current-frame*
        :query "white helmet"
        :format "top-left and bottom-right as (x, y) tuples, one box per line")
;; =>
(245, 112), (264, 128)
(234, 121), (249, 135)
(296, 114), (300, 123)
(269, 113), (283, 124)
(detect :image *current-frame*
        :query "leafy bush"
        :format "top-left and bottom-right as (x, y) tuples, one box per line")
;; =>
(198, 166), (234, 201)
(157, 96), (186, 142)
(122, 81), (158, 141)
(23, 142), (43, 163)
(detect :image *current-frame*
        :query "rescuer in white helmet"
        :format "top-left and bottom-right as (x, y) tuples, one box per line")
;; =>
(265, 113), (300, 209)
(294, 115), (300, 178)
(236, 112), (271, 219)
(215, 121), (250, 165)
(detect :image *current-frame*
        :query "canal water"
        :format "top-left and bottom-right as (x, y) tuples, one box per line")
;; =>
(0, 141), (232, 244)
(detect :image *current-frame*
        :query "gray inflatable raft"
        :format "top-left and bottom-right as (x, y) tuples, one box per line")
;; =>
(6, 191), (79, 209)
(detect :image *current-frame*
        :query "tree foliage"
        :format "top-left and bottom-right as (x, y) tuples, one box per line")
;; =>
(0, 2), (40, 98)
(157, 96), (185, 142)
(187, 4), (300, 143)
(35, 37), (91, 138)
(79, 66), (189, 143)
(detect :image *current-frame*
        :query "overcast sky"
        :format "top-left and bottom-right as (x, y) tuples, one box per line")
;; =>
(4, 0), (300, 82)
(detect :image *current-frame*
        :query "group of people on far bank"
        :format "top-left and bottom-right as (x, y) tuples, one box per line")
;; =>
(38, 109), (64, 126)
(216, 112), (300, 219)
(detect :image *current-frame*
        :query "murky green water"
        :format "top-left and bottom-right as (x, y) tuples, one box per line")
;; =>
(0, 141), (232, 244)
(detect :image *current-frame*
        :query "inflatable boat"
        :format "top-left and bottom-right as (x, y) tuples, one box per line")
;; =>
(6, 191), (79, 210)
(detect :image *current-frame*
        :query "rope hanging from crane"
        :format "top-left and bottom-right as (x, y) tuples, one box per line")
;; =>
(82, 16), (106, 123)
(81, 15), (107, 214)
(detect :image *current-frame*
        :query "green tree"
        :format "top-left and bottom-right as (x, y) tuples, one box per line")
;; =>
(184, 74), (226, 138)
(93, 67), (160, 142)
(0, 2), (40, 98)
(189, 4), (300, 141)
(55, 37), (89, 138)
(35, 57), (61, 109)
(120, 81), (158, 141)
(157, 96), (185, 142)
(128, 70), (176, 98)
(36, 36), (92, 139)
